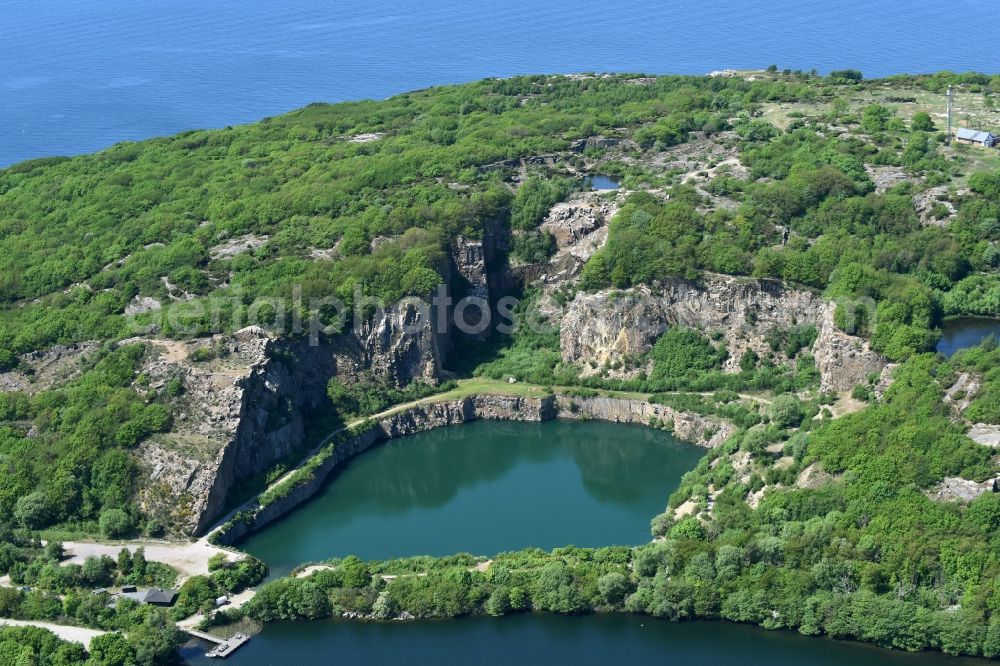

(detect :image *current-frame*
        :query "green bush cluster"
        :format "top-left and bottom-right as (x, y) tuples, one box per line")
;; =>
(170, 556), (267, 620)
(0, 345), (171, 533)
(326, 378), (456, 421)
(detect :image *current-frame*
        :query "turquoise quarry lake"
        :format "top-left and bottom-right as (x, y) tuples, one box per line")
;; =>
(238, 420), (703, 577)
(4, 0), (1000, 167)
(211, 419), (993, 665)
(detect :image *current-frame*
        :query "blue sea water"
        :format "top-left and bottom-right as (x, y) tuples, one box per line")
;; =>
(1, 0), (998, 167)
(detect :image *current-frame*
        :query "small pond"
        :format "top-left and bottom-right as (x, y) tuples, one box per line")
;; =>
(586, 174), (620, 190)
(937, 316), (1000, 357)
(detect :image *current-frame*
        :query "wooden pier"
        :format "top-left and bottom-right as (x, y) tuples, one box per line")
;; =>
(186, 629), (250, 659)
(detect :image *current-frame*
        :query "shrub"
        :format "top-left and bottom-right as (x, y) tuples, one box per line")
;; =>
(597, 572), (630, 605)
(14, 493), (50, 530)
(99, 509), (133, 538)
(911, 112), (935, 132)
(768, 394), (802, 428)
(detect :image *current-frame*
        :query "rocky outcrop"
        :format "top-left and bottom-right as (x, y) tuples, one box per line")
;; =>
(0, 341), (101, 394)
(571, 136), (638, 153)
(453, 236), (489, 300)
(811, 306), (890, 393)
(380, 394), (557, 438)
(541, 199), (607, 249)
(559, 274), (887, 391)
(913, 186), (956, 226)
(556, 395), (732, 447)
(135, 328), (331, 535)
(512, 192), (618, 291)
(967, 424), (1000, 448)
(209, 233), (268, 260)
(561, 286), (670, 370)
(332, 296), (448, 387)
(865, 165), (913, 195)
(927, 476), (998, 503)
(795, 462), (836, 489)
(136, 293), (453, 536)
(945, 372), (981, 414)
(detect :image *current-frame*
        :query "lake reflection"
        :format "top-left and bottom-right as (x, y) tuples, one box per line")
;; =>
(238, 420), (703, 575)
(937, 317), (1000, 357)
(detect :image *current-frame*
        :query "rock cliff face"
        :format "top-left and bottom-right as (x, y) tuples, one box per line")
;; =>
(570, 136), (639, 153)
(453, 236), (489, 300)
(136, 328), (327, 535)
(537, 192), (618, 285)
(559, 274), (887, 392)
(556, 396), (732, 447)
(381, 395), (557, 438)
(136, 288), (454, 536)
(810, 306), (891, 393)
(329, 295), (448, 387)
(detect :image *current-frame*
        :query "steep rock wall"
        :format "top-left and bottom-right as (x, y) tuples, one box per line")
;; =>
(326, 294), (449, 387)
(559, 274), (887, 392)
(137, 283), (454, 536)
(556, 396), (733, 447)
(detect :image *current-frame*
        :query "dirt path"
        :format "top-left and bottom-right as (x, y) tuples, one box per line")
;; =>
(296, 559), (494, 581)
(0, 619), (106, 647)
(61, 538), (239, 583)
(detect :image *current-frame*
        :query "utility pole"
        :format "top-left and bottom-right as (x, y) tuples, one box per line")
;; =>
(946, 85), (954, 144)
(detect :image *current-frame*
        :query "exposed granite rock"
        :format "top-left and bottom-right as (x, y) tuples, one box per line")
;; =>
(555, 395), (732, 447)
(570, 136), (638, 153)
(560, 286), (670, 373)
(865, 165), (913, 194)
(811, 305), (890, 393)
(477, 153), (564, 174)
(124, 295), (162, 316)
(209, 234), (268, 259)
(541, 199), (605, 249)
(945, 372), (981, 414)
(135, 290), (453, 536)
(136, 328), (326, 535)
(927, 476), (998, 503)
(559, 274), (887, 392)
(333, 295), (449, 387)
(647, 133), (742, 181)
(380, 395), (557, 439)
(510, 192), (619, 296)
(913, 186), (956, 226)
(347, 133), (383, 144)
(968, 424), (1000, 448)
(453, 236), (489, 300)
(0, 341), (101, 394)
(746, 483), (783, 509)
(795, 462), (835, 489)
